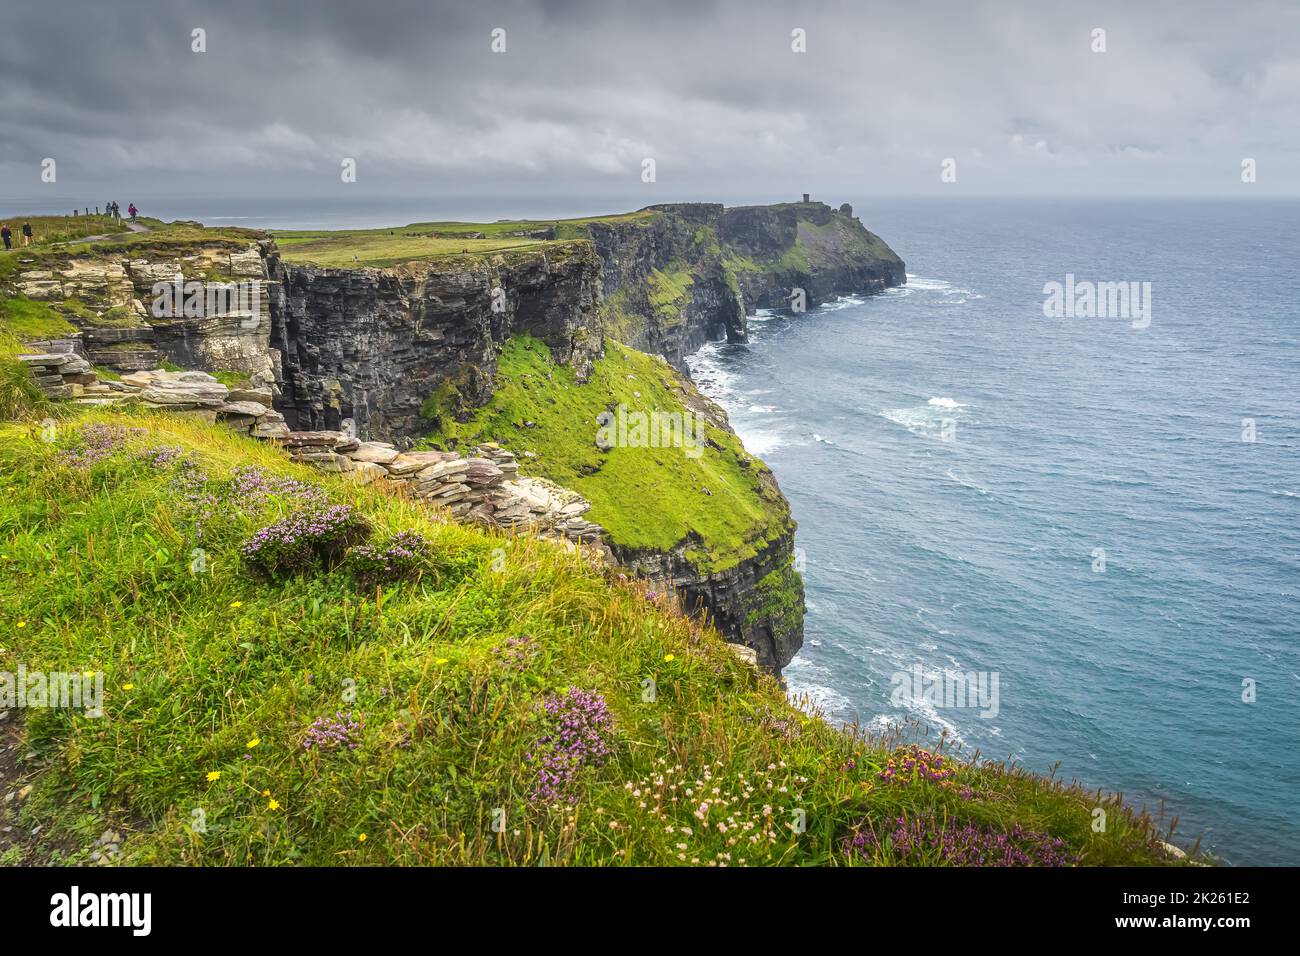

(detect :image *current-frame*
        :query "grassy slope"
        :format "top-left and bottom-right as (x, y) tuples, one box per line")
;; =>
(0, 407), (1181, 866)
(420, 335), (789, 571)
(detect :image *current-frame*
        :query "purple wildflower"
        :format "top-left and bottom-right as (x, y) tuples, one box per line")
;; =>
(527, 687), (613, 804)
(345, 530), (431, 585)
(302, 711), (364, 751)
(492, 635), (536, 672)
(877, 745), (955, 785)
(241, 504), (370, 577)
(57, 423), (148, 467)
(841, 811), (1080, 867)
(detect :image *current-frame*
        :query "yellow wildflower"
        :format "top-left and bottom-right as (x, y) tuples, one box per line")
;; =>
(246, 737), (260, 749)
(357, 833), (367, 843)
(206, 771), (221, 782)
(267, 798), (280, 811)
(663, 653), (675, 662)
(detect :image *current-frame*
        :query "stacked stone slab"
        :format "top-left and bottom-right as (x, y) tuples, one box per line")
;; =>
(15, 352), (98, 400)
(280, 432), (605, 546)
(17, 361), (291, 437)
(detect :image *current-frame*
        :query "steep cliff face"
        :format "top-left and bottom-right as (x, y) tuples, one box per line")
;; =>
(611, 508), (803, 672)
(718, 200), (906, 308)
(582, 203), (746, 369)
(264, 242), (603, 440)
(577, 199), (905, 367)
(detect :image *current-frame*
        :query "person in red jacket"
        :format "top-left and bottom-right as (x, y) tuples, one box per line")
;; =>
(127, 203), (138, 221)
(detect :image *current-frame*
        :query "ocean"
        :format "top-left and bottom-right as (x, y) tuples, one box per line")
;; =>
(687, 198), (1300, 866)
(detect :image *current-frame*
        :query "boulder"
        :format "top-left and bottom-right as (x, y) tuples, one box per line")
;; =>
(216, 401), (268, 418)
(347, 461), (388, 485)
(227, 387), (274, 405)
(348, 441), (400, 465)
(386, 451), (457, 476)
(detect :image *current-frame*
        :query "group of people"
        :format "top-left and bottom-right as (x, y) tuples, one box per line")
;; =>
(1, 221), (33, 249)
(104, 201), (137, 221)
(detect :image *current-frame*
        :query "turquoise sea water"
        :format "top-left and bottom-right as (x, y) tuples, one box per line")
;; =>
(688, 199), (1300, 866)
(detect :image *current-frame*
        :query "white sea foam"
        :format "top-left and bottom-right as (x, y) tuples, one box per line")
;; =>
(903, 274), (983, 302)
(881, 396), (970, 440)
(818, 295), (866, 312)
(737, 428), (787, 456)
(946, 468), (989, 494)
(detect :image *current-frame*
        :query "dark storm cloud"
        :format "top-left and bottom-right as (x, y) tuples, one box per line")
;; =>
(2, 0), (1297, 201)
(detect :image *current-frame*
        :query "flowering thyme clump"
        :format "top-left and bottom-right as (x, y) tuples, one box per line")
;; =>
(229, 466), (328, 508)
(527, 687), (613, 804)
(841, 811), (1079, 867)
(241, 504), (370, 577)
(57, 424), (147, 467)
(134, 444), (188, 469)
(750, 705), (801, 741)
(492, 635), (537, 672)
(302, 711), (364, 751)
(345, 530), (431, 585)
(876, 745), (954, 785)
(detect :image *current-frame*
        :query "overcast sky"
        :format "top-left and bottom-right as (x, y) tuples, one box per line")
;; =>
(2, 0), (1298, 220)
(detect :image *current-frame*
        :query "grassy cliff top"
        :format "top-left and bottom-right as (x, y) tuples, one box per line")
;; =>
(0, 407), (1186, 866)
(420, 335), (790, 572)
(270, 211), (659, 268)
(0, 213), (131, 248)
(0, 217), (261, 262)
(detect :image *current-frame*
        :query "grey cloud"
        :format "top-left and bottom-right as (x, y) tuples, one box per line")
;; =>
(1, 0), (1297, 209)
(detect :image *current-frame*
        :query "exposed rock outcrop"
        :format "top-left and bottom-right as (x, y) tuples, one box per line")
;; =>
(264, 242), (603, 440)
(281, 433), (608, 549)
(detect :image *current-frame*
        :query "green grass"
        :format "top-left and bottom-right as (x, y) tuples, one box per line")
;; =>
(270, 211), (660, 268)
(646, 266), (694, 327)
(0, 331), (47, 420)
(274, 233), (550, 268)
(0, 406), (1188, 866)
(421, 335), (790, 571)
(0, 296), (76, 340)
(0, 214), (127, 251)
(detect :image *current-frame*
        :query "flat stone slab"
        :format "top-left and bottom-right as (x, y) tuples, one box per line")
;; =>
(349, 441), (400, 464)
(283, 430), (354, 449)
(17, 354), (70, 367)
(386, 450), (457, 475)
(217, 400), (269, 417)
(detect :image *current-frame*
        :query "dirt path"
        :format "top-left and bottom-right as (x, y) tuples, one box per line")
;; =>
(57, 219), (151, 245)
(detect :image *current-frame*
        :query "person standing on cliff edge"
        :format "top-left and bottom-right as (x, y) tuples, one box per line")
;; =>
(127, 202), (138, 222)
